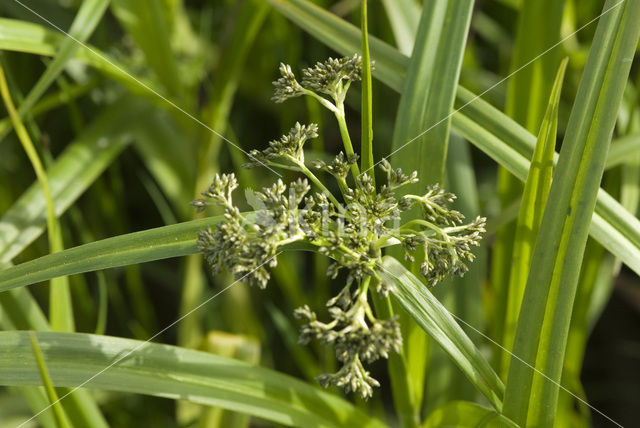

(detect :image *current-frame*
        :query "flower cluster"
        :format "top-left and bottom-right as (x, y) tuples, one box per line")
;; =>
(273, 54), (362, 104)
(194, 55), (486, 399)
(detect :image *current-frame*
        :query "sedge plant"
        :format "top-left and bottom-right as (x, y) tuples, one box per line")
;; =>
(192, 55), (486, 398)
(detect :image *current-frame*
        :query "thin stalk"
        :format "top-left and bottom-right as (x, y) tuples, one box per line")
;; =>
(298, 163), (344, 211)
(0, 64), (74, 332)
(360, 0), (374, 179)
(29, 332), (72, 428)
(334, 104), (361, 180)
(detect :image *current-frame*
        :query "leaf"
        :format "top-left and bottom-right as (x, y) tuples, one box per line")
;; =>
(491, 0), (565, 367)
(0, 331), (386, 428)
(0, 216), (218, 293)
(501, 58), (568, 375)
(377, 257), (504, 411)
(605, 133), (640, 169)
(390, 0), (475, 188)
(16, 0), (110, 116)
(0, 99), (147, 263)
(111, 0), (181, 95)
(0, 18), (164, 99)
(425, 134), (487, 411)
(502, 2), (640, 425)
(422, 401), (519, 428)
(384, 1), (475, 420)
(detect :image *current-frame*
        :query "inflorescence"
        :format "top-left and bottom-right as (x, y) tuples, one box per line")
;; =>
(193, 55), (486, 399)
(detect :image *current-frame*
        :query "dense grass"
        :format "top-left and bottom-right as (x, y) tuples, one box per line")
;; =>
(0, 0), (639, 427)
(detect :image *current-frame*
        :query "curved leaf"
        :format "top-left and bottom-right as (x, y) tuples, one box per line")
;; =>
(422, 401), (519, 428)
(0, 331), (386, 428)
(503, 1), (640, 425)
(377, 257), (504, 410)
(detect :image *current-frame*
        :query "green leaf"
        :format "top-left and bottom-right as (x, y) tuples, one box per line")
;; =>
(425, 134), (487, 411)
(491, 0), (565, 367)
(0, 18), (164, 100)
(380, 0), (420, 56)
(16, 0), (110, 116)
(0, 216), (218, 293)
(502, 1), (640, 426)
(390, 0), (474, 188)
(0, 99), (151, 263)
(111, 0), (181, 95)
(377, 256), (504, 411)
(501, 58), (568, 375)
(422, 401), (519, 428)
(384, 1), (474, 421)
(605, 133), (640, 169)
(0, 331), (386, 428)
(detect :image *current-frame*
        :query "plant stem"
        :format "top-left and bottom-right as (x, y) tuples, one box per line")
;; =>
(0, 66), (56, 254)
(334, 103), (361, 180)
(0, 64), (74, 332)
(29, 331), (72, 428)
(360, 0), (374, 180)
(298, 162), (344, 211)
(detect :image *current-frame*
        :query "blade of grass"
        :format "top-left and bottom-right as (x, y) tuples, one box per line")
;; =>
(377, 257), (504, 411)
(0, 331), (387, 428)
(502, 2), (640, 426)
(0, 63), (73, 332)
(380, 0), (420, 56)
(0, 18), (162, 98)
(16, 0), (109, 117)
(110, 0), (182, 96)
(0, 215), (229, 293)
(425, 134), (487, 411)
(29, 332), (72, 428)
(501, 58), (568, 376)
(199, 331), (261, 428)
(422, 401), (519, 428)
(492, 0), (565, 358)
(390, 0), (474, 189)
(605, 133), (640, 169)
(383, 1), (474, 421)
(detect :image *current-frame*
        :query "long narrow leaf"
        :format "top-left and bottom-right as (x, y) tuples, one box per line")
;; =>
(422, 401), (519, 428)
(0, 331), (386, 428)
(503, 2), (640, 425)
(377, 257), (504, 411)
(380, 0), (420, 56)
(492, 0), (565, 363)
(501, 58), (567, 375)
(0, 99), (147, 263)
(16, 0), (110, 116)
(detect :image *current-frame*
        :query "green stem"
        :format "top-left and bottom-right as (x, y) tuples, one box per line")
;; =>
(0, 66), (57, 253)
(29, 332), (72, 428)
(298, 162), (344, 212)
(0, 64), (74, 332)
(360, 0), (374, 179)
(334, 104), (361, 180)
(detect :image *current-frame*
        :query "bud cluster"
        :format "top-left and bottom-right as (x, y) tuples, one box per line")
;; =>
(194, 55), (486, 399)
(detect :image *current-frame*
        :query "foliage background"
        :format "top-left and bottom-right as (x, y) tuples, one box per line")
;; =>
(0, 0), (639, 426)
